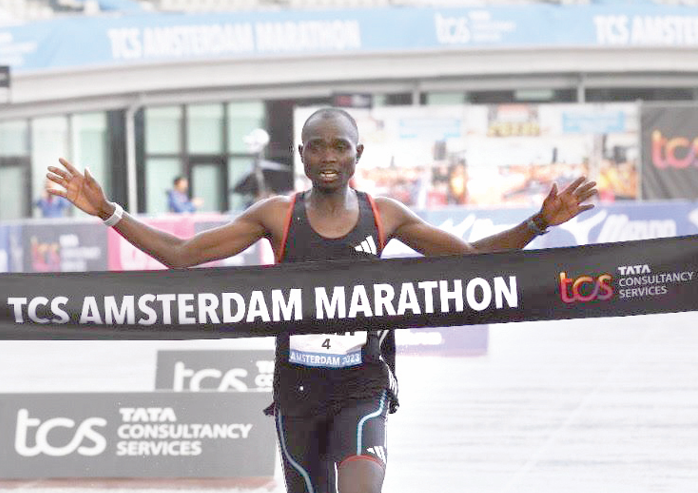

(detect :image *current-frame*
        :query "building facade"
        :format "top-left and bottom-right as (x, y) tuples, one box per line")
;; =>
(2, 3), (698, 218)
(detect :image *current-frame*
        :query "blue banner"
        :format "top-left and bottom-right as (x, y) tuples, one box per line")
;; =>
(380, 200), (698, 258)
(2, 4), (698, 72)
(561, 109), (627, 134)
(2, 201), (698, 269)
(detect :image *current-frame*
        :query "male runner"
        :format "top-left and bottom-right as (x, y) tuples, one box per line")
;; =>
(47, 108), (596, 493)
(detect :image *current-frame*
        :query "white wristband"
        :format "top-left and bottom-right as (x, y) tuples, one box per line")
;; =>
(103, 203), (124, 227)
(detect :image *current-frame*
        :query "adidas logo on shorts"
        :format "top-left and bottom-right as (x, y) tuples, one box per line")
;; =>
(353, 236), (378, 255)
(367, 445), (387, 463)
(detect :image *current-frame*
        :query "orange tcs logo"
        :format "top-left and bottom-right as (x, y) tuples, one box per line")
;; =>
(559, 272), (614, 304)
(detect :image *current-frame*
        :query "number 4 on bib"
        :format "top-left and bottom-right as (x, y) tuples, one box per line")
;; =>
(322, 338), (331, 350)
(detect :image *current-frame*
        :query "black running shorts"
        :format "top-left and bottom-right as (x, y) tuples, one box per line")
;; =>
(274, 391), (389, 493)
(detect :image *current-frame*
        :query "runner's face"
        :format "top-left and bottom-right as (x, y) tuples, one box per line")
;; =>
(300, 116), (363, 191)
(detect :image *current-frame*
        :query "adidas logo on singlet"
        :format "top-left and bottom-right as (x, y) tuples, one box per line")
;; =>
(353, 235), (378, 255)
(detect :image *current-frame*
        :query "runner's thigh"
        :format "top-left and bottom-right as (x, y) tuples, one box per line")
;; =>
(329, 392), (389, 468)
(275, 411), (333, 493)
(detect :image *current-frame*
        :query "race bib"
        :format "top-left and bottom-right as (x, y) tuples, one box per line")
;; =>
(289, 331), (367, 368)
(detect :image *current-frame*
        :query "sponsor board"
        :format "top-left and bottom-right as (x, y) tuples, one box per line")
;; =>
(0, 392), (276, 479)
(641, 105), (698, 200)
(22, 221), (108, 273)
(4, 5), (698, 73)
(414, 201), (698, 253)
(155, 350), (274, 392)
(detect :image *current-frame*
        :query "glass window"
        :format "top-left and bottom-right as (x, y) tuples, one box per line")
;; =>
(468, 90), (516, 104)
(191, 162), (224, 213)
(585, 87), (695, 102)
(227, 101), (265, 153)
(31, 116), (68, 218)
(228, 157), (254, 212)
(72, 112), (110, 196)
(0, 165), (25, 220)
(0, 120), (28, 157)
(145, 106), (182, 154)
(187, 104), (224, 154)
(423, 92), (466, 106)
(374, 93), (413, 107)
(516, 89), (575, 103)
(145, 158), (181, 214)
(467, 89), (576, 104)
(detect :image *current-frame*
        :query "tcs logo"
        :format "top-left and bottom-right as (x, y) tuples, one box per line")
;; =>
(559, 272), (614, 304)
(173, 361), (273, 391)
(434, 13), (471, 44)
(651, 130), (698, 169)
(15, 409), (107, 457)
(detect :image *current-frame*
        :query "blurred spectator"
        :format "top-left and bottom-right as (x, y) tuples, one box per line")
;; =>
(35, 179), (70, 218)
(596, 158), (638, 202)
(448, 162), (468, 204)
(167, 176), (203, 213)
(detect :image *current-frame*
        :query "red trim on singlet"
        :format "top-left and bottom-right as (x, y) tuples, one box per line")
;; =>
(365, 193), (386, 250)
(338, 454), (385, 470)
(275, 193), (298, 264)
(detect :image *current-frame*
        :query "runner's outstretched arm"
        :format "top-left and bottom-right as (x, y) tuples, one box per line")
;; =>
(377, 177), (597, 256)
(47, 158), (276, 268)
(472, 177), (596, 252)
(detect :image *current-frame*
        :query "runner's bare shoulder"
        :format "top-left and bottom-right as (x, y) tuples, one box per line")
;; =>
(243, 194), (295, 236)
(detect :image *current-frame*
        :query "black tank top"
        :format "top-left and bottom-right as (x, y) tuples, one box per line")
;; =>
(269, 190), (398, 416)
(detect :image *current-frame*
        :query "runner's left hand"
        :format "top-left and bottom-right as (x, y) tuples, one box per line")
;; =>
(539, 177), (597, 227)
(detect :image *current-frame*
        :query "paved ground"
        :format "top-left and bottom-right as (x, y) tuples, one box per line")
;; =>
(1, 312), (697, 493)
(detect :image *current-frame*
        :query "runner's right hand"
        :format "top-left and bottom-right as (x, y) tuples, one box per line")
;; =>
(47, 158), (111, 218)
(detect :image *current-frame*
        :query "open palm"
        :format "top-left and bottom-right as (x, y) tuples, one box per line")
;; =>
(46, 158), (108, 217)
(541, 177), (597, 226)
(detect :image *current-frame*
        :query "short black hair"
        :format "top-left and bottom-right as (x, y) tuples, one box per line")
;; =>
(301, 107), (359, 143)
(173, 175), (186, 186)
